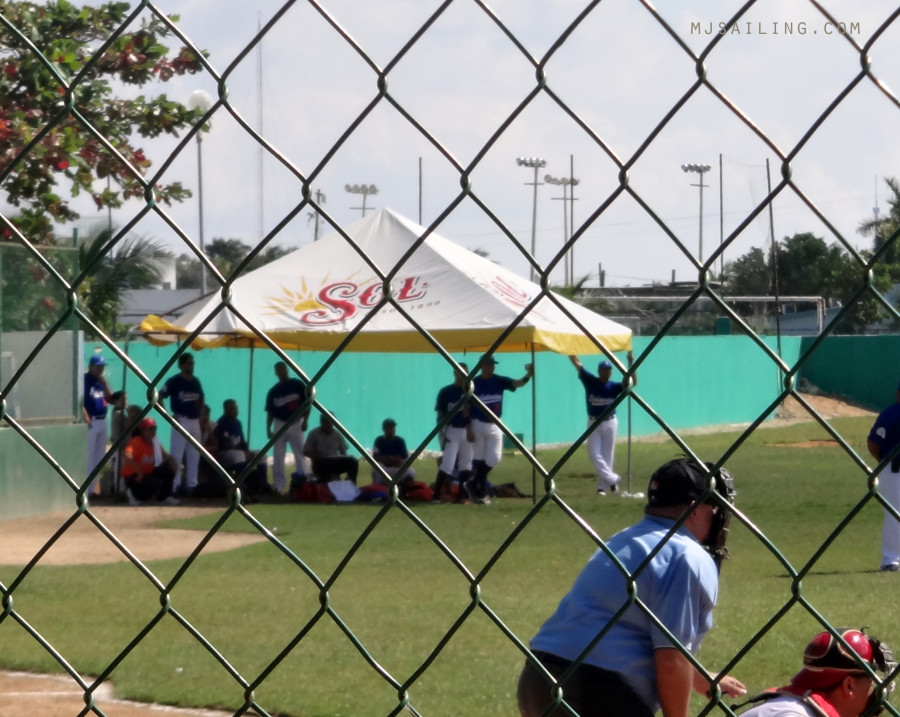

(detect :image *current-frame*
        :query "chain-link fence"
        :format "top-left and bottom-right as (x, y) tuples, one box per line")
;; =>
(3, 1), (900, 715)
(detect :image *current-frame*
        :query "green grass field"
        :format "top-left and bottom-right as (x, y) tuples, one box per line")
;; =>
(2, 416), (899, 716)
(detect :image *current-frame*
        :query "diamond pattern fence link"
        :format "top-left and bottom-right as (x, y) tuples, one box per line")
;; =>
(3, 0), (900, 715)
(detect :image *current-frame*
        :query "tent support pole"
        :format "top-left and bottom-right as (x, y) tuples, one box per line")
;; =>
(247, 345), (255, 445)
(627, 349), (633, 494)
(531, 343), (536, 504)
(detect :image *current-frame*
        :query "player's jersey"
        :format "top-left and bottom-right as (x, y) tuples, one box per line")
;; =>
(215, 416), (247, 452)
(121, 436), (156, 477)
(435, 384), (468, 428)
(471, 375), (516, 421)
(160, 374), (204, 418)
(266, 379), (308, 422)
(869, 402), (900, 459)
(373, 435), (409, 461)
(83, 373), (108, 419)
(578, 368), (624, 419)
(738, 688), (839, 717)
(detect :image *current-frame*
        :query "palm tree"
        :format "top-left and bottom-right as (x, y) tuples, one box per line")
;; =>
(858, 177), (900, 279)
(77, 228), (172, 338)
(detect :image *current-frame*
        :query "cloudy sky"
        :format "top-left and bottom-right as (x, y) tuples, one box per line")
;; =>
(76, 0), (900, 289)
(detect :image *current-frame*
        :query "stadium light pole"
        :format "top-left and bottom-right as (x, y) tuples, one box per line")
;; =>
(681, 163), (711, 263)
(188, 90), (213, 295)
(345, 183), (378, 217)
(516, 157), (546, 282)
(545, 173), (580, 287)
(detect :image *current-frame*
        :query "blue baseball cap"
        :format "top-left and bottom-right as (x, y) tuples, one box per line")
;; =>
(480, 353), (498, 365)
(598, 360), (613, 371)
(89, 355), (107, 367)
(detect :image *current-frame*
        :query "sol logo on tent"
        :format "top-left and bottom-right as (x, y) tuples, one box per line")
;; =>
(267, 276), (429, 327)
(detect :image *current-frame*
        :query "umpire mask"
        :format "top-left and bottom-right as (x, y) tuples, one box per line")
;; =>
(648, 458), (737, 571)
(705, 463), (736, 571)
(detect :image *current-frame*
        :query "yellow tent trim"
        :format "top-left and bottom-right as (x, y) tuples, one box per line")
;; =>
(140, 315), (632, 354)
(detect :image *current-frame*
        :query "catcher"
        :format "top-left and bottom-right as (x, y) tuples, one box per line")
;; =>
(736, 628), (895, 717)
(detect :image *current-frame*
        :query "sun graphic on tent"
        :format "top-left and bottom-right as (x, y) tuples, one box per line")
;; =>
(261, 272), (367, 316)
(262, 278), (329, 316)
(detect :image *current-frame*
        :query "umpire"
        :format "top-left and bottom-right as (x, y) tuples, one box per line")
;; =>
(517, 457), (745, 717)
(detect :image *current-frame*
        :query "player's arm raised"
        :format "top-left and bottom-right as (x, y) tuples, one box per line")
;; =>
(511, 363), (534, 389)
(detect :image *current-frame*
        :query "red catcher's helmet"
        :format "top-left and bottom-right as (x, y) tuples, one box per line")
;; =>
(790, 629), (881, 691)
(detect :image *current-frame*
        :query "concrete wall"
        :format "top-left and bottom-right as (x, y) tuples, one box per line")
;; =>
(0, 423), (85, 522)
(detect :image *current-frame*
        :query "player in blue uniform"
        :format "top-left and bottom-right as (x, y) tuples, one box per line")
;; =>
(159, 352), (204, 496)
(569, 352), (636, 494)
(265, 361), (311, 495)
(466, 354), (533, 504)
(83, 354), (111, 497)
(433, 363), (472, 501)
(372, 418), (416, 485)
(867, 380), (900, 571)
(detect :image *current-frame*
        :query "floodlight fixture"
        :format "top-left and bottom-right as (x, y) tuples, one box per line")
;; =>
(345, 183), (379, 217)
(516, 157), (547, 281)
(681, 162), (712, 262)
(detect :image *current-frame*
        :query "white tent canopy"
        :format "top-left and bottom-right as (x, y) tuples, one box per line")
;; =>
(141, 208), (632, 355)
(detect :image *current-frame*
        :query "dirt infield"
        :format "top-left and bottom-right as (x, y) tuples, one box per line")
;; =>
(2, 670), (237, 717)
(0, 504), (264, 567)
(1, 506), (263, 716)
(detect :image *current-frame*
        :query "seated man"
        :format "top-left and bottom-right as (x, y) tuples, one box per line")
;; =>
(120, 417), (180, 506)
(304, 414), (359, 484)
(214, 398), (268, 498)
(372, 418), (416, 486)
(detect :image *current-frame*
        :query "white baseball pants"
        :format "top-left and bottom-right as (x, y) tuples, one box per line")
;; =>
(86, 416), (107, 494)
(271, 418), (306, 493)
(881, 466), (900, 567)
(586, 415), (620, 490)
(471, 419), (503, 468)
(440, 426), (474, 475)
(170, 416), (201, 491)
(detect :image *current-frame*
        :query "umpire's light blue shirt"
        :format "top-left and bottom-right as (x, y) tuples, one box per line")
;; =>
(529, 515), (718, 714)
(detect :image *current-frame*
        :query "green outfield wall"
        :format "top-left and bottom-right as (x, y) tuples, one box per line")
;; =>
(0, 423), (85, 522)
(798, 334), (900, 412)
(86, 335), (803, 458)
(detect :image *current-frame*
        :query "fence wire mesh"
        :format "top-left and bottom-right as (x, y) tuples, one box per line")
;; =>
(2, 1), (900, 715)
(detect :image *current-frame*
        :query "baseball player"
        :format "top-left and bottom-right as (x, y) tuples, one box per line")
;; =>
(465, 354), (533, 504)
(83, 354), (111, 496)
(736, 628), (895, 717)
(159, 352), (204, 496)
(433, 362), (472, 502)
(265, 361), (310, 495)
(867, 380), (900, 571)
(569, 352), (636, 494)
